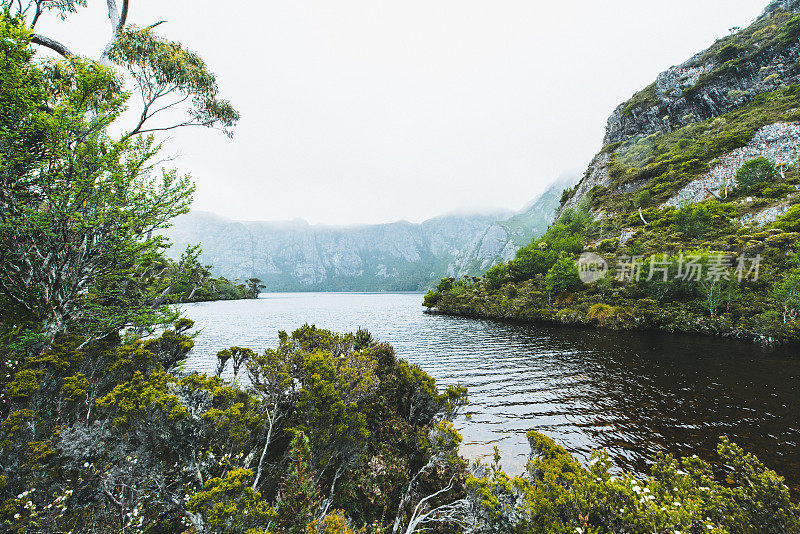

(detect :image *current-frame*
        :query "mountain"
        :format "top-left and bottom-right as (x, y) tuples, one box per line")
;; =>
(428, 0), (800, 346)
(446, 174), (578, 277)
(160, 210), (503, 292)
(562, 0), (800, 218)
(162, 180), (570, 292)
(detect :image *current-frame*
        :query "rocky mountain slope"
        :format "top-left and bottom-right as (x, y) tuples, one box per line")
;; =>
(162, 184), (565, 292)
(446, 174), (577, 277)
(427, 0), (800, 346)
(161, 212), (497, 291)
(562, 0), (800, 216)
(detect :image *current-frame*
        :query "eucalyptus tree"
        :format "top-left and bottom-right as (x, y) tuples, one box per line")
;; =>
(0, 2), (238, 345)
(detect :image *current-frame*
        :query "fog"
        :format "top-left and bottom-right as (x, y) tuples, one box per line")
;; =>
(37, 0), (766, 224)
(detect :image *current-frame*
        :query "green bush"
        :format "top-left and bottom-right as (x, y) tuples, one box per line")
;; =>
(512, 246), (556, 280)
(763, 183), (794, 198)
(735, 157), (778, 193)
(465, 431), (800, 533)
(674, 203), (714, 237)
(717, 42), (743, 62)
(483, 263), (509, 290)
(545, 252), (582, 295)
(774, 205), (800, 232)
(423, 290), (442, 308)
(596, 238), (619, 253)
(633, 188), (652, 207)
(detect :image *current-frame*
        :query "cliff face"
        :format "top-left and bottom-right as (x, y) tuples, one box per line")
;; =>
(604, 0), (800, 146)
(447, 175), (577, 276)
(162, 179), (571, 292)
(561, 0), (800, 217)
(161, 211), (510, 292)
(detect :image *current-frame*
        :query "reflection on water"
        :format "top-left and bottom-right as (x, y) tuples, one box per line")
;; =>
(181, 292), (800, 488)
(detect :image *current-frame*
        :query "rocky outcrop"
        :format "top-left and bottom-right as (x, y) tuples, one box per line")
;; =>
(447, 174), (577, 276)
(559, 153), (612, 214)
(662, 122), (800, 207)
(604, 0), (800, 145)
(559, 0), (800, 218)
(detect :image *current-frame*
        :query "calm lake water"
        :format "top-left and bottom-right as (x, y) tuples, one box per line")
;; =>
(181, 292), (800, 487)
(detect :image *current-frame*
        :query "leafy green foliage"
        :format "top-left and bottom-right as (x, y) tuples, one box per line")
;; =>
(423, 290), (443, 308)
(109, 25), (239, 137)
(674, 203), (715, 237)
(773, 269), (800, 323)
(735, 157), (779, 193)
(465, 431), (800, 533)
(483, 263), (509, 290)
(0, 16), (193, 344)
(545, 253), (582, 295)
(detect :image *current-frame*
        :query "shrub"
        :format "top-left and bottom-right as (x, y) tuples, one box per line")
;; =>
(674, 203), (714, 237)
(774, 205), (800, 232)
(483, 263), (509, 290)
(763, 183), (794, 198)
(512, 246), (556, 281)
(632, 188), (652, 208)
(735, 157), (778, 193)
(596, 238), (619, 253)
(559, 186), (576, 207)
(586, 303), (615, 325)
(727, 89), (749, 101)
(545, 252), (582, 295)
(717, 42), (744, 62)
(422, 290), (442, 308)
(465, 432), (800, 533)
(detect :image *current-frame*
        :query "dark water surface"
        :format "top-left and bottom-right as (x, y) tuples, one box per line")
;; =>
(181, 292), (800, 486)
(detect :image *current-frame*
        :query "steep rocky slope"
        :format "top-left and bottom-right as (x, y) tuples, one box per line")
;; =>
(446, 174), (577, 277)
(162, 182), (568, 292)
(562, 0), (800, 215)
(162, 212), (504, 291)
(428, 0), (800, 345)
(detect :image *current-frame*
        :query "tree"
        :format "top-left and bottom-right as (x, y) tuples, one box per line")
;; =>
(545, 252), (582, 297)
(773, 270), (800, 323)
(511, 246), (556, 281)
(735, 157), (778, 193)
(11, 0), (239, 137)
(246, 278), (266, 299)
(0, 6), (238, 345)
(483, 263), (509, 290)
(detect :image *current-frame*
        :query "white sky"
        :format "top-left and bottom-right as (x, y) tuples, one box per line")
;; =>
(37, 0), (767, 225)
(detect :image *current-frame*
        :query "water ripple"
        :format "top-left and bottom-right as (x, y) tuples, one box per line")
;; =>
(181, 293), (800, 487)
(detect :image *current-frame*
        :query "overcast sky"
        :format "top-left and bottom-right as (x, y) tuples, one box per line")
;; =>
(38, 0), (767, 225)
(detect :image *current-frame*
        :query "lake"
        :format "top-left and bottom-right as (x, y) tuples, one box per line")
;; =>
(181, 292), (800, 487)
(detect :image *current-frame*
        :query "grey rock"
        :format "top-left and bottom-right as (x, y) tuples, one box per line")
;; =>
(604, 0), (800, 145)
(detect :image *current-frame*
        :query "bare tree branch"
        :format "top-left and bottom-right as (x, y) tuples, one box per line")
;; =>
(31, 33), (73, 57)
(117, 0), (129, 33)
(31, 0), (43, 28)
(100, 0), (129, 61)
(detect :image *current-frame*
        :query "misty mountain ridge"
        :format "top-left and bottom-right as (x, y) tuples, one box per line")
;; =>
(162, 177), (576, 292)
